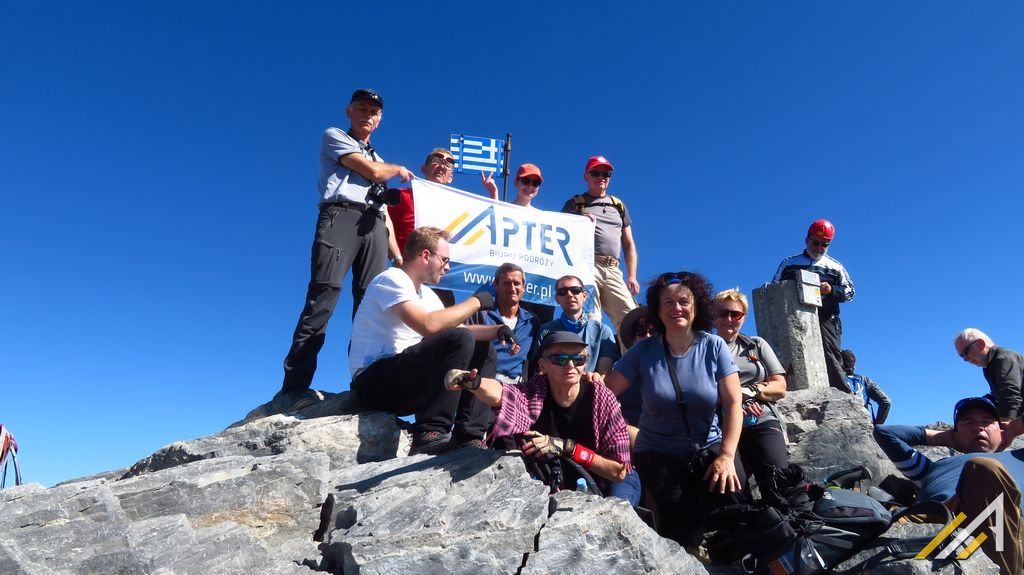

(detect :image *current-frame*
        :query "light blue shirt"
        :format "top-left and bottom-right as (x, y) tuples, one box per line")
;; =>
(613, 331), (738, 459)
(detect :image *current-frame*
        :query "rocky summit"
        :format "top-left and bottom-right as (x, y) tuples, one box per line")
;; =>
(0, 389), (1002, 574)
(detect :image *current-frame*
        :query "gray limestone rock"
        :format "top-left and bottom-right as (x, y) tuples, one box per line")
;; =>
(124, 410), (408, 478)
(775, 388), (901, 483)
(523, 490), (707, 575)
(321, 448), (549, 574)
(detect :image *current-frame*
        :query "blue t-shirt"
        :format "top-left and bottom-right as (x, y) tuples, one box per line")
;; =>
(874, 425), (1024, 506)
(468, 306), (537, 379)
(613, 331), (738, 459)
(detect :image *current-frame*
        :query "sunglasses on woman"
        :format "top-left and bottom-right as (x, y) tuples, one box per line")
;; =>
(716, 310), (745, 321)
(543, 353), (588, 367)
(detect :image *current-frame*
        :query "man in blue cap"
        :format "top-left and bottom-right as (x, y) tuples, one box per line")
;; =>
(873, 396), (1022, 574)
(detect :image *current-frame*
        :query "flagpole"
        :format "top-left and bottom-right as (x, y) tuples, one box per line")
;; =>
(501, 133), (512, 203)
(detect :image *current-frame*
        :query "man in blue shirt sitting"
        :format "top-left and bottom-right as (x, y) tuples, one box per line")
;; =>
(468, 263), (538, 384)
(873, 396), (1022, 574)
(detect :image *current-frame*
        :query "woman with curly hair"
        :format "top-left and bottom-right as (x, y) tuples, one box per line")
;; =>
(606, 271), (745, 546)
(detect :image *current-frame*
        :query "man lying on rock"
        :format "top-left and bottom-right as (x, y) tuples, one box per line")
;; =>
(873, 396), (1023, 575)
(445, 331), (641, 506)
(349, 226), (516, 455)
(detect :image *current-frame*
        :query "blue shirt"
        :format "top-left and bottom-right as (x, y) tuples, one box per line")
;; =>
(873, 425), (1024, 506)
(535, 314), (620, 374)
(469, 306), (537, 379)
(613, 331), (738, 459)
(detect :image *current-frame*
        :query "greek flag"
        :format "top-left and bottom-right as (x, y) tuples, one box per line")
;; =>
(450, 134), (504, 174)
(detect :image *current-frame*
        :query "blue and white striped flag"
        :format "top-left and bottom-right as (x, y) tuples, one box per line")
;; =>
(450, 133), (505, 174)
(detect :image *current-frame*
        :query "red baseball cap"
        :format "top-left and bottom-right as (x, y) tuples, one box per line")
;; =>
(516, 163), (543, 183)
(584, 155), (614, 173)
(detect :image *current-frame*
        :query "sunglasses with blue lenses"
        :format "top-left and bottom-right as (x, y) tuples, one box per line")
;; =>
(543, 353), (588, 367)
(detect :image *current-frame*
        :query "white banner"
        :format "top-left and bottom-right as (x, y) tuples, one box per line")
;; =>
(412, 179), (595, 309)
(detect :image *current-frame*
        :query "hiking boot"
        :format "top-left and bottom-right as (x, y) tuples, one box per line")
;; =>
(284, 389), (325, 412)
(456, 437), (487, 450)
(409, 431), (453, 456)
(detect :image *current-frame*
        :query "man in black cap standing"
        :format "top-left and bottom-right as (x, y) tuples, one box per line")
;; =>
(278, 88), (414, 410)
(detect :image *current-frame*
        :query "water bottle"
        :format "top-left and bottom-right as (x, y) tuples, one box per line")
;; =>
(576, 477), (590, 494)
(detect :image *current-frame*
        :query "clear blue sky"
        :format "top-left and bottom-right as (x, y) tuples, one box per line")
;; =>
(3, 2), (1023, 487)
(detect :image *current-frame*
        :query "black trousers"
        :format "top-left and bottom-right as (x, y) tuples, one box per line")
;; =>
(351, 328), (496, 440)
(819, 315), (851, 392)
(737, 418), (789, 490)
(634, 443), (747, 547)
(282, 205), (388, 394)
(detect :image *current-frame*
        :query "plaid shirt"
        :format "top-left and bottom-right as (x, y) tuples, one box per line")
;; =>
(490, 374), (632, 471)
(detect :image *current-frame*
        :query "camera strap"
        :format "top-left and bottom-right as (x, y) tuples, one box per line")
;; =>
(662, 335), (710, 451)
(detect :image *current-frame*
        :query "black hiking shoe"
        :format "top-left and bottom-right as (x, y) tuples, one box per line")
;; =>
(409, 431), (453, 455)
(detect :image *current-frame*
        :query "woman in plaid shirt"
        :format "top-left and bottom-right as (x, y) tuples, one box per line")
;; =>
(445, 331), (639, 504)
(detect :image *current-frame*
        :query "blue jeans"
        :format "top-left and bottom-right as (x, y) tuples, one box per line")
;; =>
(606, 468), (642, 506)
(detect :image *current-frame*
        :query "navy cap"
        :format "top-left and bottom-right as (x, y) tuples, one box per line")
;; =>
(350, 88), (383, 110)
(539, 331), (587, 355)
(953, 396), (998, 424)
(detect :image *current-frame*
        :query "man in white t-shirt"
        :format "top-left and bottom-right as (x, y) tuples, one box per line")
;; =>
(350, 226), (517, 454)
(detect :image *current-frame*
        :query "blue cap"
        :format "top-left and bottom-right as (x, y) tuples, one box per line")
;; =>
(953, 396), (998, 424)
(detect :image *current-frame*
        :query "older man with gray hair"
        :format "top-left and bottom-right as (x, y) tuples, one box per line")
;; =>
(955, 328), (1024, 421)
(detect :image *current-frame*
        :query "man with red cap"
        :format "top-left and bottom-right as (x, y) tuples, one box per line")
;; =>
(772, 219), (855, 391)
(560, 156), (640, 336)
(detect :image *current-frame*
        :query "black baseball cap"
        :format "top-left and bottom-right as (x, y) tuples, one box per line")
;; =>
(539, 331), (588, 355)
(350, 89), (383, 110)
(953, 396), (999, 425)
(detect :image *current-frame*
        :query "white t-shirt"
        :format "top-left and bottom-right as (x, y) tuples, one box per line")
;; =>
(348, 268), (444, 375)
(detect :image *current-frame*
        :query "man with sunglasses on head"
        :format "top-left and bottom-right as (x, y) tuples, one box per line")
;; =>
(954, 328), (1024, 423)
(772, 219), (855, 392)
(561, 156), (640, 335)
(446, 331), (640, 505)
(533, 275), (620, 376)
(277, 89), (414, 413)
(387, 147), (460, 306)
(349, 226), (515, 455)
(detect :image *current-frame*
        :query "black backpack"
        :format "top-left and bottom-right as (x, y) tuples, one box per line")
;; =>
(707, 464), (893, 574)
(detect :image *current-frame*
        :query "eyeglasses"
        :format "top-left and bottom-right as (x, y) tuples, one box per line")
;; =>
(429, 252), (450, 266)
(959, 340), (976, 360)
(809, 238), (831, 248)
(556, 286), (585, 297)
(519, 178), (541, 187)
(587, 170), (612, 179)
(716, 309), (746, 321)
(543, 353), (588, 367)
(427, 154), (455, 168)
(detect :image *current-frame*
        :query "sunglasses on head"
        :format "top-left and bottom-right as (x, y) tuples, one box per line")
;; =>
(809, 238), (831, 248)
(657, 271), (691, 286)
(519, 178), (541, 187)
(543, 353), (588, 367)
(428, 154), (455, 167)
(556, 286), (585, 297)
(716, 309), (745, 321)
(587, 170), (612, 178)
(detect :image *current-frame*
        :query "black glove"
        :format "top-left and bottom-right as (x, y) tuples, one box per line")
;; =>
(472, 288), (495, 311)
(496, 325), (518, 346)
